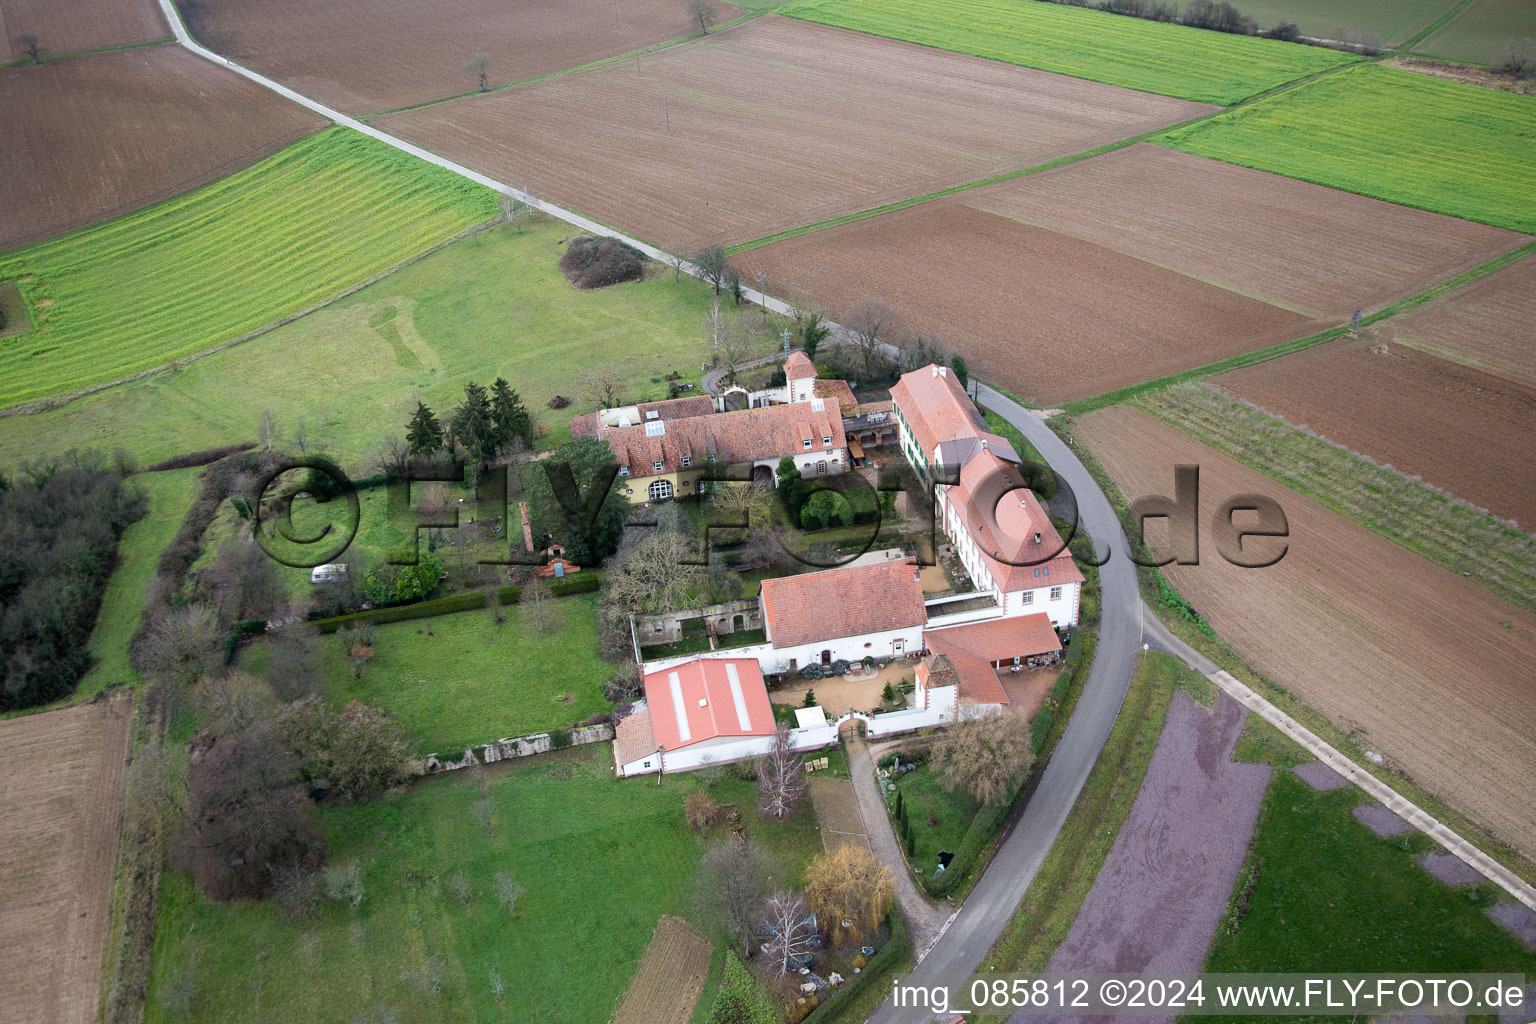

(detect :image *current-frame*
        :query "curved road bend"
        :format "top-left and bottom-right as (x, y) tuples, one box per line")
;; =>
(866, 386), (1144, 1024)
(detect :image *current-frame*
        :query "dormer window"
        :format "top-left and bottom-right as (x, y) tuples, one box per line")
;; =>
(680, 456), (691, 468)
(802, 438), (812, 450)
(822, 435), (832, 446)
(652, 461), (664, 473)
(618, 466), (630, 477)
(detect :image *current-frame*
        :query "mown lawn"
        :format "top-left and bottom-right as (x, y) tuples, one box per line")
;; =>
(0, 128), (497, 409)
(0, 216), (743, 475)
(890, 762), (979, 879)
(145, 745), (825, 1024)
(779, 0), (1355, 104)
(240, 597), (611, 754)
(1159, 63), (1536, 232)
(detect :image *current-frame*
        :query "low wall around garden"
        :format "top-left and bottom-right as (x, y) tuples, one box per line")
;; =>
(416, 723), (614, 775)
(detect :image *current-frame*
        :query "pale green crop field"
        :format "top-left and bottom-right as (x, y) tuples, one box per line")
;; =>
(1160, 64), (1536, 233)
(0, 128), (497, 409)
(780, 0), (1356, 104)
(1414, 0), (1536, 62)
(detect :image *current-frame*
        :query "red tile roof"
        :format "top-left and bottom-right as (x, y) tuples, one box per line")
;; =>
(888, 364), (987, 456)
(602, 401), (845, 478)
(813, 379), (858, 415)
(947, 455), (1085, 592)
(785, 351), (817, 380)
(923, 614), (1060, 705)
(642, 658), (776, 751)
(613, 704), (656, 767)
(760, 559), (927, 649)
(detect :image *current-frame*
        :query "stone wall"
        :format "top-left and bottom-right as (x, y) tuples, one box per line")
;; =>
(415, 723), (615, 775)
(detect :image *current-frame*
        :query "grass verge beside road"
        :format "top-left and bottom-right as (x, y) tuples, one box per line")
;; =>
(976, 651), (1182, 998)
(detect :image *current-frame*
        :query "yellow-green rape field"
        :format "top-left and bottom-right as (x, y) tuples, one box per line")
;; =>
(0, 128), (496, 409)
(1160, 64), (1536, 233)
(780, 0), (1356, 104)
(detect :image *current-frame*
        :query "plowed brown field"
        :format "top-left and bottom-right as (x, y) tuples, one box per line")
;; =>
(744, 202), (1315, 403)
(610, 915), (712, 1024)
(1076, 406), (1536, 859)
(186, 0), (738, 115)
(963, 144), (1528, 319)
(1217, 338), (1536, 529)
(0, 694), (132, 1024)
(381, 16), (1211, 248)
(1368, 255), (1536, 391)
(0, 48), (323, 251)
(0, 0), (168, 59)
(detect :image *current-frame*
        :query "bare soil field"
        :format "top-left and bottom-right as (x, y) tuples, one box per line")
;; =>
(1365, 255), (1536, 391)
(610, 915), (712, 1024)
(744, 202), (1315, 403)
(0, 694), (131, 1024)
(963, 144), (1528, 319)
(0, 0), (167, 60)
(382, 16), (1210, 247)
(0, 48), (322, 251)
(1216, 338), (1536, 529)
(184, 0), (739, 115)
(1076, 405), (1536, 859)
(1028, 692), (1267, 1021)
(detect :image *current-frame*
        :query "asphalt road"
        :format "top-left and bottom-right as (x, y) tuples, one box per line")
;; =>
(866, 385), (1144, 1023)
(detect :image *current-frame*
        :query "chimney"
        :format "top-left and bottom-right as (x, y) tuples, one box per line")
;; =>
(913, 566), (921, 583)
(938, 366), (947, 378)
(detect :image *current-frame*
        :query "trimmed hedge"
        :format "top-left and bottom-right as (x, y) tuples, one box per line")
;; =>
(309, 572), (600, 633)
(138, 442), (256, 474)
(800, 908), (909, 1024)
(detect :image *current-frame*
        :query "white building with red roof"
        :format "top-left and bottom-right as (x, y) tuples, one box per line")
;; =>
(613, 657), (836, 777)
(890, 364), (1084, 630)
(757, 558), (929, 675)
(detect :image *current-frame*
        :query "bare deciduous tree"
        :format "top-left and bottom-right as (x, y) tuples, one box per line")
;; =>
(463, 52), (493, 92)
(258, 409), (278, 451)
(698, 837), (778, 953)
(497, 192), (534, 229)
(519, 576), (560, 632)
(703, 299), (728, 367)
(898, 332), (949, 374)
(718, 316), (769, 388)
(493, 872), (525, 915)
(373, 435), (412, 479)
(931, 705), (1032, 806)
(760, 890), (817, 974)
(605, 531), (702, 614)
(804, 843), (893, 947)
(693, 245), (730, 294)
(578, 361), (626, 410)
(141, 604), (224, 689)
(843, 298), (904, 378)
(16, 33), (40, 63)
(194, 671), (277, 738)
(689, 0), (718, 33)
(756, 726), (807, 821)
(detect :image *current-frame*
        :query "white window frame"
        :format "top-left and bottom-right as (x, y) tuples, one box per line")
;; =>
(649, 479), (673, 501)
(652, 460), (664, 473)
(1049, 586), (1062, 601)
(1021, 591), (1033, 605)
(680, 456), (691, 468)
(802, 438), (812, 450)
(822, 435), (832, 446)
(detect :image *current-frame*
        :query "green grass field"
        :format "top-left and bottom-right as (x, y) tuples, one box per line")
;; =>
(1159, 63), (1536, 232)
(239, 597), (610, 753)
(1415, 0), (1536, 62)
(890, 763), (979, 878)
(0, 128), (497, 410)
(0, 217), (749, 476)
(144, 744), (824, 1024)
(1202, 763), (1536, 1001)
(779, 0), (1355, 104)
(1208, 0), (1460, 45)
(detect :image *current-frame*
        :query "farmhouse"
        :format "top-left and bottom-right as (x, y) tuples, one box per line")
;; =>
(891, 365), (1084, 628)
(758, 558), (930, 674)
(574, 354), (854, 502)
(923, 614), (1064, 708)
(613, 657), (836, 777)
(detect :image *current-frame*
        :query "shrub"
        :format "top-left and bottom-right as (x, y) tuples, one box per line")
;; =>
(558, 235), (647, 289)
(1268, 20), (1301, 42)
(1492, 38), (1536, 79)
(685, 789), (727, 832)
(1182, 0), (1255, 34)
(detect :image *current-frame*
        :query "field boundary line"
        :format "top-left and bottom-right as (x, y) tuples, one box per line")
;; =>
(0, 37), (175, 70)
(360, 11), (767, 120)
(1400, 0), (1480, 52)
(1146, 618), (1536, 913)
(0, 215), (496, 417)
(1060, 239), (1536, 415)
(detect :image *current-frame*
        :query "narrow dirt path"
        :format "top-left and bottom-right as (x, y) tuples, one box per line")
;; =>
(843, 726), (952, 957)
